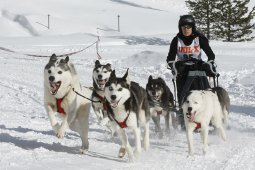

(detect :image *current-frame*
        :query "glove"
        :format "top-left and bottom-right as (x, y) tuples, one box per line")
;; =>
(168, 62), (176, 76)
(171, 69), (176, 76)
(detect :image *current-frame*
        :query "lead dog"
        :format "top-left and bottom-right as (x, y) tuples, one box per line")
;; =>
(146, 76), (177, 137)
(44, 54), (91, 153)
(104, 69), (150, 162)
(182, 90), (226, 156)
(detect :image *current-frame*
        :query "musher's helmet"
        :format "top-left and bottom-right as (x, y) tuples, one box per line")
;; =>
(178, 15), (196, 33)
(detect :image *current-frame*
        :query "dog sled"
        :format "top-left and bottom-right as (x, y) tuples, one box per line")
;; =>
(168, 59), (219, 128)
(176, 59), (218, 105)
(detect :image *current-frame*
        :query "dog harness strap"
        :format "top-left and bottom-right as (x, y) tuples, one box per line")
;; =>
(194, 121), (201, 129)
(116, 112), (130, 129)
(95, 93), (108, 111)
(56, 98), (66, 115)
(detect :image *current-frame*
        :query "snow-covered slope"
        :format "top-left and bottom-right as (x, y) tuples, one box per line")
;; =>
(0, 0), (188, 37)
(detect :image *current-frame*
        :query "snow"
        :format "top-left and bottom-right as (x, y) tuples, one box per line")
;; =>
(0, 0), (255, 169)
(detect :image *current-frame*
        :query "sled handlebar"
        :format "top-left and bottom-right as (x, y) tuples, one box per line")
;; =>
(167, 59), (219, 80)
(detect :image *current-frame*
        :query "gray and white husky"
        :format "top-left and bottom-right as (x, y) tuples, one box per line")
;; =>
(104, 69), (151, 162)
(44, 54), (92, 153)
(91, 60), (115, 135)
(146, 75), (177, 137)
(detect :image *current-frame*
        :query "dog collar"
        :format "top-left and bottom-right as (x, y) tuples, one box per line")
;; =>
(56, 98), (66, 115)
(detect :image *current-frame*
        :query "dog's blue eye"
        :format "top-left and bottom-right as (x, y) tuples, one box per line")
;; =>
(118, 88), (123, 91)
(109, 86), (113, 91)
(48, 70), (51, 74)
(58, 71), (62, 74)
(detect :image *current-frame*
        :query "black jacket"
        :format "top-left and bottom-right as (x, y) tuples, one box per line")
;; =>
(166, 32), (215, 63)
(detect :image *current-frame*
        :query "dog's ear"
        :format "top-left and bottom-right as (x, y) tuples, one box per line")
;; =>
(109, 70), (116, 81)
(105, 63), (112, 72)
(148, 75), (153, 81)
(95, 60), (100, 66)
(158, 77), (168, 90)
(50, 53), (57, 62)
(106, 63), (111, 68)
(123, 68), (131, 85)
(64, 56), (69, 63)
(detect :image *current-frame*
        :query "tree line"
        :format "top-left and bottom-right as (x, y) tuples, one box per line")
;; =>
(186, 0), (255, 41)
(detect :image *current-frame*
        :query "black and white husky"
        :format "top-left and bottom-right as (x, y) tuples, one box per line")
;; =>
(104, 69), (151, 162)
(146, 76), (177, 137)
(44, 54), (91, 153)
(91, 60), (115, 135)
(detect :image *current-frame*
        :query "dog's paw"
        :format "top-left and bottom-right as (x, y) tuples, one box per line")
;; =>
(56, 127), (66, 138)
(80, 148), (88, 154)
(118, 147), (126, 158)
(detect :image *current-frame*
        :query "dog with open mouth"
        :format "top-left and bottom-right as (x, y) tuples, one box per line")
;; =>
(91, 60), (116, 136)
(104, 69), (151, 162)
(146, 75), (177, 138)
(182, 90), (226, 156)
(44, 54), (92, 153)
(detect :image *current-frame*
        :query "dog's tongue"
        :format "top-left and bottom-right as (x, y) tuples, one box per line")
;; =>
(50, 82), (61, 94)
(50, 83), (57, 92)
(98, 80), (105, 85)
(187, 112), (196, 122)
(97, 80), (105, 88)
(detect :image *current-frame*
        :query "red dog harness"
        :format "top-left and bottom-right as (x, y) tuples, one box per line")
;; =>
(186, 112), (201, 129)
(114, 112), (130, 129)
(56, 98), (66, 115)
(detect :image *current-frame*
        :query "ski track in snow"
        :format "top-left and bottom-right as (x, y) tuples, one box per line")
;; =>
(0, 41), (255, 170)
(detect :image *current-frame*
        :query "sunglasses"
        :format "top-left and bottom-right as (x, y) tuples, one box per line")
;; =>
(181, 25), (192, 29)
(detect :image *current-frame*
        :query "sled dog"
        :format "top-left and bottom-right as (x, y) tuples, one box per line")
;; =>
(44, 54), (91, 153)
(146, 76), (177, 137)
(91, 60), (115, 135)
(212, 87), (230, 128)
(104, 69), (151, 162)
(182, 90), (226, 156)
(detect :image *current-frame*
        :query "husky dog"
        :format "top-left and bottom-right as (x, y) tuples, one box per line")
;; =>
(91, 60), (115, 135)
(146, 76), (177, 137)
(212, 87), (230, 128)
(44, 54), (91, 153)
(104, 69), (150, 162)
(182, 90), (226, 156)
